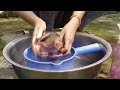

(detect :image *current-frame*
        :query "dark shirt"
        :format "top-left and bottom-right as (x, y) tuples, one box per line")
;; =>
(34, 11), (105, 31)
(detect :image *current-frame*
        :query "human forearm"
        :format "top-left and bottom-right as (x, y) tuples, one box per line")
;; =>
(72, 11), (86, 20)
(15, 11), (44, 26)
(16, 11), (47, 56)
(69, 11), (86, 28)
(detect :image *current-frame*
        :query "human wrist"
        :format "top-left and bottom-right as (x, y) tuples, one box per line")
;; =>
(70, 15), (81, 28)
(70, 15), (81, 24)
(70, 11), (85, 26)
(34, 18), (45, 27)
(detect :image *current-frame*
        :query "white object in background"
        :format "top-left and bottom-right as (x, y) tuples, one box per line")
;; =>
(0, 11), (4, 14)
(117, 23), (120, 29)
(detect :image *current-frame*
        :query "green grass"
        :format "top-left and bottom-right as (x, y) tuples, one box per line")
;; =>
(84, 14), (120, 46)
(0, 17), (33, 32)
(83, 13), (120, 78)
(0, 38), (5, 56)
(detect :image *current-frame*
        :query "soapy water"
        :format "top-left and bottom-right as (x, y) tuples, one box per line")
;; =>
(73, 56), (91, 68)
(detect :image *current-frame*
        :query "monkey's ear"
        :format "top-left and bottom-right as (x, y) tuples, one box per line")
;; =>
(54, 40), (63, 50)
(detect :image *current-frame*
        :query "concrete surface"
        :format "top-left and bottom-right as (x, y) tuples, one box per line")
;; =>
(0, 32), (23, 79)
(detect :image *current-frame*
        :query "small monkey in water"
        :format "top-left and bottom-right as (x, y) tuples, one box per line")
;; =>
(35, 32), (68, 58)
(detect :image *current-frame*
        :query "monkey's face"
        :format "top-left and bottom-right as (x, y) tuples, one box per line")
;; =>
(37, 32), (67, 58)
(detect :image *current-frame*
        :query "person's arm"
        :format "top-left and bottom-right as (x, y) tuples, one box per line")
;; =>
(60, 11), (86, 54)
(15, 11), (44, 27)
(70, 11), (86, 28)
(72, 11), (86, 19)
(15, 11), (46, 56)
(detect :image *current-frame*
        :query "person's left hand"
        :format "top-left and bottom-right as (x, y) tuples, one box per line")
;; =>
(59, 18), (80, 54)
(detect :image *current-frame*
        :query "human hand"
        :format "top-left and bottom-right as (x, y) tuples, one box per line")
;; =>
(32, 19), (46, 57)
(60, 17), (80, 54)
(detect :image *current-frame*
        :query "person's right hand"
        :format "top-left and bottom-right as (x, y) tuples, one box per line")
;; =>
(32, 19), (46, 57)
